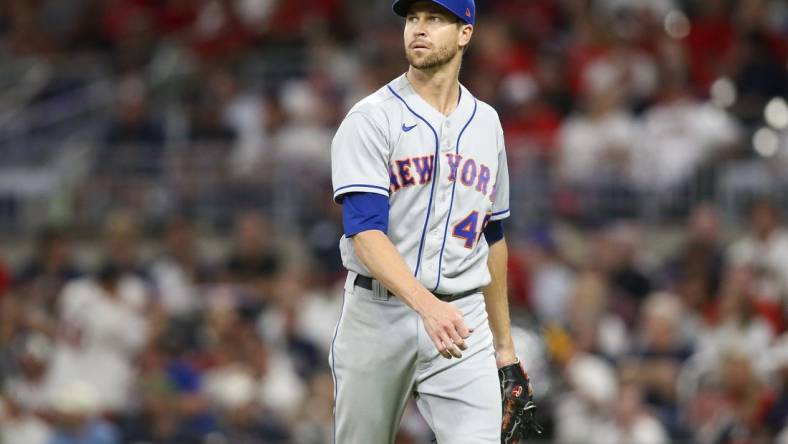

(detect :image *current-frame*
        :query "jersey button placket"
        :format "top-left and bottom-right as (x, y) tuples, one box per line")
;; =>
(442, 120), (452, 152)
(425, 117), (447, 286)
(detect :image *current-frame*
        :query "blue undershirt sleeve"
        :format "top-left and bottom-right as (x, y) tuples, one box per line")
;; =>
(342, 192), (389, 237)
(483, 220), (504, 245)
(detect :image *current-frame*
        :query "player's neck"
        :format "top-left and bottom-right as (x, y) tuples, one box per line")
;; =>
(406, 58), (462, 116)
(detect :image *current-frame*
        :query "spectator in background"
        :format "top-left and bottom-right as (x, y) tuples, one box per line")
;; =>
(189, 0), (250, 60)
(117, 341), (182, 443)
(0, 259), (14, 374)
(564, 269), (629, 359)
(102, 211), (149, 280)
(100, 0), (158, 71)
(597, 383), (669, 444)
(594, 222), (654, 326)
(4, 0), (56, 55)
(272, 79), (334, 170)
(48, 381), (119, 444)
(94, 75), (166, 219)
(582, 8), (660, 112)
(257, 265), (328, 380)
(14, 227), (81, 323)
(187, 80), (238, 143)
(291, 370), (335, 444)
(222, 211), (281, 308)
(127, 334), (221, 443)
(524, 228), (575, 325)
(557, 66), (641, 221)
(201, 310), (303, 426)
(619, 292), (693, 438)
(46, 263), (149, 414)
(465, 19), (534, 105)
(727, 197), (788, 330)
(667, 203), (727, 328)
(306, 35), (363, 112)
(550, 319), (620, 444)
(260, 0), (341, 40)
(293, 266), (344, 357)
(712, 347), (776, 443)
(1, 334), (53, 444)
(730, 0), (788, 125)
(700, 264), (775, 359)
(0, 258), (9, 297)
(636, 49), (740, 202)
(151, 0), (198, 38)
(103, 74), (165, 150)
(766, 334), (788, 438)
(304, 189), (346, 282)
(208, 368), (290, 443)
(3, 333), (52, 414)
(3, 230), (78, 399)
(0, 395), (52, 444)
(284, 264), (344, 358)
(149, 216), (213, 316)
(203, 359), (291, 443)
(200, 66), (270, 179)
(500, 71), (562, 161)
(683, 0), (736, 92)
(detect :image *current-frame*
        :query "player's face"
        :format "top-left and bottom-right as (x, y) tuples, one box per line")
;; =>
(404, 2), (471, 70)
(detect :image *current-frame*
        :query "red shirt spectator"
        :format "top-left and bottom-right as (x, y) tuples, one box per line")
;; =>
(101, 0), (153, 43)
(0, 260), (10, 299)
(152, 0), (198, 35)
(265, 0), (342, 38)
(684, 8), (736, 91)
(503, 99), (562, 158)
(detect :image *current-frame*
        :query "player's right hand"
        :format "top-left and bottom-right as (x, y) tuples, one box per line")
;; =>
(419, 298), (472, 359)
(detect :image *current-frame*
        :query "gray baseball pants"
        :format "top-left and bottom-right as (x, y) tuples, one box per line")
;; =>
(329, 271), (502, 443)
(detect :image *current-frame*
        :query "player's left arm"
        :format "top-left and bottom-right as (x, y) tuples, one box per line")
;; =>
(485, 122), (542, 443)
(485, 230), (543, 442)
(484, 121), (517, 368)
(483, 235), (517, 367)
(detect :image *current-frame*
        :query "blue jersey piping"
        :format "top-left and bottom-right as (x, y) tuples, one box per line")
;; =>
(387, 84), (439, 278)
(334, 184), (390, 194)
(432, 98), (478, 292)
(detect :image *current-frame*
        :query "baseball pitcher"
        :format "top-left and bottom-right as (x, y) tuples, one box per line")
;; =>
(329, 1), (541, 442)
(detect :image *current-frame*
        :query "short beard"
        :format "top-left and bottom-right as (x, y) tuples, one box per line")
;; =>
(406, 43), (459, 70)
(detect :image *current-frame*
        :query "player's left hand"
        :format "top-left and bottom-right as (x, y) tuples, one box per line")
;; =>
(499, 360), (543, 444)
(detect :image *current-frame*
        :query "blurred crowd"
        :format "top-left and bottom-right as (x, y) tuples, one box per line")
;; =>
(1, 0), (788, 443)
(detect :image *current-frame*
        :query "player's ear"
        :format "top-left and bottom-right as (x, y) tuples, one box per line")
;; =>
(458, 24), (473, 49)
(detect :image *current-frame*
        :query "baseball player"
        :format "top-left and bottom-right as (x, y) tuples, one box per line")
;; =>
(329, 1), (541, 442)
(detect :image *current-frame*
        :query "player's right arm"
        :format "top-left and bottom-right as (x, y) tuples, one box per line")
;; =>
(351, 228), (470, 359)
(331, 109), (469, 359)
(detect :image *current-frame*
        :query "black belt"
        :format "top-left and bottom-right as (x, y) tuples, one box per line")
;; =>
(354, 275), (479, 302)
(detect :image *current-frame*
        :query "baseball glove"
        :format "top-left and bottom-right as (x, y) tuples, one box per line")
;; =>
(499, 361), (543, 444)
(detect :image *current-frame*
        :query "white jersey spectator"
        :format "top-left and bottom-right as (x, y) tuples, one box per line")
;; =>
(555, 353), (619, 444)
(597, 385), (669, 444)
(45, 272), (149, 413)
(558, 85), (641, 184)
(0, 414), (51, 444)
(727, 198), (788, 303)
(637, 99), (738, 191)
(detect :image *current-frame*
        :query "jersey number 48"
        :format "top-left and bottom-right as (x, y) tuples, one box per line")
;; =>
(452, 211), (492, 249)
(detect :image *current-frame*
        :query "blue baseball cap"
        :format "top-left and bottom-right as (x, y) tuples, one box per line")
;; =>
(392, 0), (475, 25)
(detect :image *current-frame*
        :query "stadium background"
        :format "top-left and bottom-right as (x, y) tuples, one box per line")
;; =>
(1, 0), (788, 443)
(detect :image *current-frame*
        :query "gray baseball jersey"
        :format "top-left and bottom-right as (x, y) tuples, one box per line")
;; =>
(329, 73), (508, 443)
(331, 74), (510, 294)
